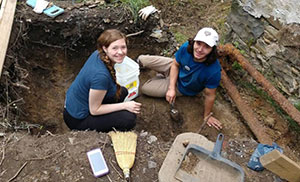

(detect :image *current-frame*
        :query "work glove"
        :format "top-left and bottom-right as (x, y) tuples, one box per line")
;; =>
(138, 5), (158, 20)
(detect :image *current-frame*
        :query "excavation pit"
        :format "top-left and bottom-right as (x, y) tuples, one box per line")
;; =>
(1, 1), (300, 181)
(2, 2), (292, 143)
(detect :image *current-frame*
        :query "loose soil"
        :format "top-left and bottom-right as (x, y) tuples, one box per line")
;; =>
(0, 0), (299, 182)
(179, 151), (242, 181)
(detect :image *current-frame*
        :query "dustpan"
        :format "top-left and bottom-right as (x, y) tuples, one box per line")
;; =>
(174, 133), (244, 182)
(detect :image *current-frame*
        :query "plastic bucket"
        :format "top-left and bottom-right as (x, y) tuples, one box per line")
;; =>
(114, 56), (140, 101)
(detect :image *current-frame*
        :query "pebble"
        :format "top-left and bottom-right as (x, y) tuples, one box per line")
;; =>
(148, 161), (157, 169)
(55, 166), (60, 173)
(103, 18), (111, 23)
(140, 131), (148, 137)
(273, 176), (284, 182)
(68, 137), (75, 145)
(222, 151), (228, 158)
(147, 135), (157, 144)
(88, 4), (97, 8)
(235, 151), (243, 156)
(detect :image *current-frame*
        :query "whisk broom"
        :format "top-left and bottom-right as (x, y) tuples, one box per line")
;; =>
(109, 131), (137, 181)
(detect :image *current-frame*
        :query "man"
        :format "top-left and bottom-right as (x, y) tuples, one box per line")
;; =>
(138, 27), (222, 130)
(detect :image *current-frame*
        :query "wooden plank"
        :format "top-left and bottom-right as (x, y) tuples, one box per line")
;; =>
(260, 150), (300, 182)
(0, 0), (17, 77)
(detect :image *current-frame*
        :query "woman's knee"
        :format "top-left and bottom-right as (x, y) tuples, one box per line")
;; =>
(120, 111), (136, 130)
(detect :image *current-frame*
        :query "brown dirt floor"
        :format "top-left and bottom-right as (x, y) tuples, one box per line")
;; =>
(0, 0), (299, 181)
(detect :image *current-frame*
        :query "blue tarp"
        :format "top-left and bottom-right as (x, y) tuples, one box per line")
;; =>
(247, 142), (283, 171)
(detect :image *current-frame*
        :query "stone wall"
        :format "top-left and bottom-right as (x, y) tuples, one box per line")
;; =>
(225, 0), (300, 103)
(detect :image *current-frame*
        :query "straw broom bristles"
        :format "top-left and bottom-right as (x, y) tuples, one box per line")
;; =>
(109, 131), (137, 181)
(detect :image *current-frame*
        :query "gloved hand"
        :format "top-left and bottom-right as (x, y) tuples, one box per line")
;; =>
(138, 5), (158, 20)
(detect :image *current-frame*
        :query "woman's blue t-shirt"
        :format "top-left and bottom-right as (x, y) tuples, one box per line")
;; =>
(175, 41), (221, 96)
(65, 50), (117, 119)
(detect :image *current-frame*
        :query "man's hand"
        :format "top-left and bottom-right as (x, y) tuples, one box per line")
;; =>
(166, 88), (176, 104)
(206, 116), (222, 130)
(166, 59), (179, 104)
(138, 5), (158, 20)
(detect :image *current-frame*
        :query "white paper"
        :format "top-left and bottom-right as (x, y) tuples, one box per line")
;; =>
(33, 0), (49, 14)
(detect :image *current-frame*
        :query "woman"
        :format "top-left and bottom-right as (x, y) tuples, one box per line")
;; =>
(138, 27), (222, 130)
(63, 29), (142, 132)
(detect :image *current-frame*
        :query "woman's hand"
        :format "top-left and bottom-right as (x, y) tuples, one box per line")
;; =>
(166, 88), (176, 104)
(206, 116), (222, 130)
(123, 101), (142, 114)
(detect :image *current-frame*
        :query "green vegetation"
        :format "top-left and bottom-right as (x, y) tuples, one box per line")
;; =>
(216, 17), (227, 44)
(295, 102), (300, 111)
(240, 82), (300, 133)
(73, 0), (86, 3)
(161, 48), (173, 57)
(240, 49), (246, 55)
(232, 61), (242, 70)
(246, 37), (255, 49)
(173, 31), (188, 45)
(233, 41), (239, 48)
(169, 0), (192, 6)
(118, 0), (150, 22)
(233, 41), (247, 55)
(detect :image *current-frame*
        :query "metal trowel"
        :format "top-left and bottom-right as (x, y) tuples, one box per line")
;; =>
(170, 102), (182, 123)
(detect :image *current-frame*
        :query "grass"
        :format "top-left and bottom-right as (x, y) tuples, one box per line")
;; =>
(232, 61), (242, 70)
(215, 16), (227, 44)
(295, 102), (300, 111)
(72, 0), (86, 3)
(239, 81), (300, 133)
(173, 30), (188, 45)
(118, 0), (150, 22)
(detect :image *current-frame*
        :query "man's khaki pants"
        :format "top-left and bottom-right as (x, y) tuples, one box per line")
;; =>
(138, 55), (182, 97)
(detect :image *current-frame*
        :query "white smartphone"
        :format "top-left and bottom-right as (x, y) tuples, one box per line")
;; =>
(87, 148), (109, 177)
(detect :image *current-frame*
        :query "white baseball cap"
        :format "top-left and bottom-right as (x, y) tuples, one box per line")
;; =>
(194, 27), (219, 47)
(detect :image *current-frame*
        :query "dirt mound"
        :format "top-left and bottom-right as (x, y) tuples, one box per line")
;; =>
(0, 131), (171, 181)
(0, 131), (288, 182)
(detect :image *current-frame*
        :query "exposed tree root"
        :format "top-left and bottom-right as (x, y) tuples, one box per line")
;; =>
(218, 44), (300, 126)
(221, 67), (273, 144)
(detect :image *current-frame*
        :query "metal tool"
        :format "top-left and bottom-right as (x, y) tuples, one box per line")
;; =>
(197, 112), (213, 133)
(175, 133), (244, 182)
(170, 102), (181, 122)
